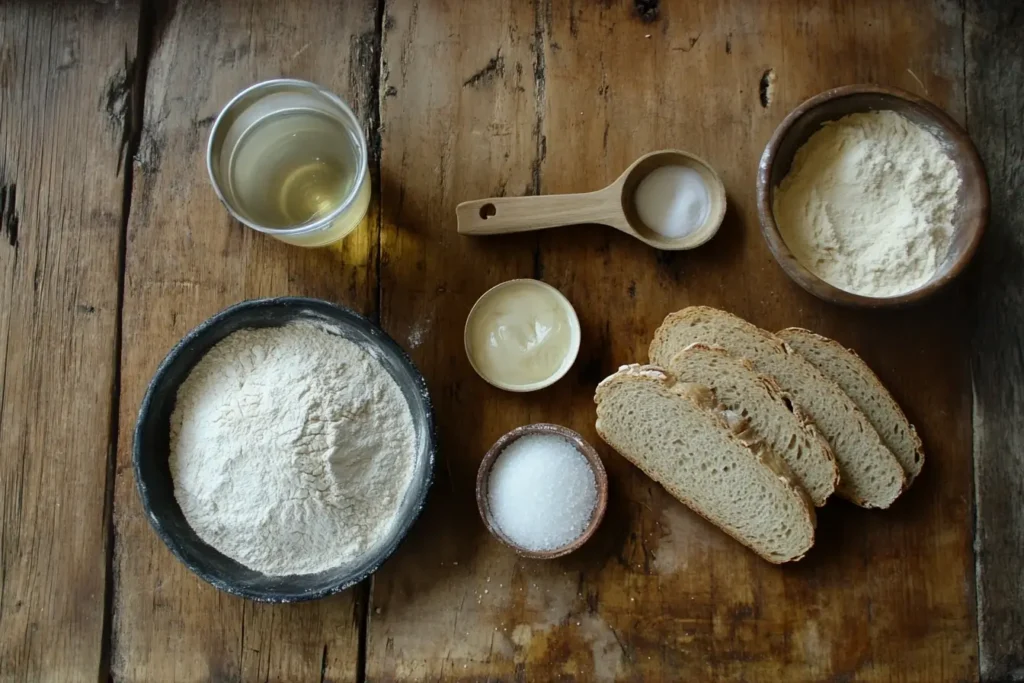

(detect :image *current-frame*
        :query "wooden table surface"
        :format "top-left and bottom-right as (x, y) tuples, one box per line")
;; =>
(1, 1), (1022, 681)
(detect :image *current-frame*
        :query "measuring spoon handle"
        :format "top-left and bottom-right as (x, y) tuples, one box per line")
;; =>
(456, 191), (623, 235)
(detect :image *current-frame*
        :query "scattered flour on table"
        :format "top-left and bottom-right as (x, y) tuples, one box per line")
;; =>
(773, 110), (961, 297)
(169, 322), (417, 576)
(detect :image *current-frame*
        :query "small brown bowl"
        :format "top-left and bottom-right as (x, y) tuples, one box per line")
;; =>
(757, 84), (989, 307)
(476, 423), (608, 559)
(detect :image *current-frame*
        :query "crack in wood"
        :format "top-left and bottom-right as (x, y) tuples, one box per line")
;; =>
(363, 0), (386, 330)
(355, 576), (373, 683)
(351, 28), (383, 167)
(529, 0), (549, 203)
(530, 134), (546, 197)
(672, 33), (702, 52)
(104, 49), (137, 176)
(530, 0), (548, 195)
(358, 3), (389, 679)
(529, 2), (548, 284)
(1, 183), (19, 248)
(609, 625), (634, 663)
(100, 1), (156, 679)
(238, 603), (246, 677)
(463, 49), (504, 88)
(532, 244), (545, 280)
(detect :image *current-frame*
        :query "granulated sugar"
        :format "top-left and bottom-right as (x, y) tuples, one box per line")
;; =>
(487, 434), (597, 551)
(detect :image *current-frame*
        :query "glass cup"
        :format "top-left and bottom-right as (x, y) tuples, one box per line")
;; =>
(206, 79), (370, 248)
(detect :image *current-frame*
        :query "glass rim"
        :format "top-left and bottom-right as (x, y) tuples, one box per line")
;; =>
(206, 78), (369, 237)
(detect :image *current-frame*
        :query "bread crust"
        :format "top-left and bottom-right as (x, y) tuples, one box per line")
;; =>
(668, 343), (840, 506)
(777, 327), (925, 484)
(648, 306), (906, 508)
(595, 364), (816, 564)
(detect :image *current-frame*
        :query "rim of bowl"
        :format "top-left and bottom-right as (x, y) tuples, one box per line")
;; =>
(756, 83), (990, 308)
(621, 149), (729, 251)
(133, 296), (436, 602)
(464, 279), (582, 392)
(476, 423), (608, 560)
(206, 78), (369, 238)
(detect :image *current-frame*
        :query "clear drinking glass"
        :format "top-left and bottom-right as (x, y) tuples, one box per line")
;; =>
(207, 79), (370, 248)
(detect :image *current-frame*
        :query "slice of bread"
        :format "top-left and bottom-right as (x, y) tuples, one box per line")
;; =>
(650, 306), (905, 508)
(667, 344), (839, 506)
(777, 327), (924, 485)
(594, 364), (815, 563)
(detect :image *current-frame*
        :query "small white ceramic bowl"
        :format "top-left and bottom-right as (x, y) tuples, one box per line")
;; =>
(464, 279), (581, 392)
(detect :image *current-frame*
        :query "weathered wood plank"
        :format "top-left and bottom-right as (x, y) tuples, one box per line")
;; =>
(370, 2), (543, 680)
(0, 2), (140, 679)
(111, 1), (379, 680)
(965, 1), (1024, 680)
(0, 2), (140, 681)
(370, 0), (977, 680)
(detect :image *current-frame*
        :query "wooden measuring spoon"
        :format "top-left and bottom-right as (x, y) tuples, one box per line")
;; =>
(456, 150), (726, 250)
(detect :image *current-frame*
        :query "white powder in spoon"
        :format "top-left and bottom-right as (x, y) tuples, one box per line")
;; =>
(633, 165), (711, 239)
(169, 322), (417, 576)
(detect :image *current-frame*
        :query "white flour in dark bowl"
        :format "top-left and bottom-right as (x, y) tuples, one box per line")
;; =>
(168, 322), (417, 576)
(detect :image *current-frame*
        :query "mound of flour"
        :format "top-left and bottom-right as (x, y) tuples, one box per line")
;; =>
(773, 110), (960, 297)
(169, 322), (417, 576)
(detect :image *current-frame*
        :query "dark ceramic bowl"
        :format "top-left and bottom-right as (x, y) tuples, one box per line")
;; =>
(757, 84), (989, 307)
(133, 297), (435, 602)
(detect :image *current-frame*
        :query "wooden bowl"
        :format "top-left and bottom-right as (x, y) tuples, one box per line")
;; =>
(757, 84), (989, 307)
(476, 423), (608, 559)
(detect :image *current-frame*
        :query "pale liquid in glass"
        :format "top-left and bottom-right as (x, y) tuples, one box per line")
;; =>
(228, 108), (367, 245)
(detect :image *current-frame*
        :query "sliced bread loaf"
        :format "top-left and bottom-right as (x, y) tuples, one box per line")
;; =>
(594, 364), (815, 563)
(667, 344), (839, 506)
(777, 327), (924, 484)
(649, 307), (905, 508)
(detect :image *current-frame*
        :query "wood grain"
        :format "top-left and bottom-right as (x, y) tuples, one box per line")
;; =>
(370, 2), (547, 679)
(2, 0), (1013, 679)
(0, 2), (139, 680)
(369, 0), (977, 680)
(965, 1), (1024, 680)
(110, 1), (379, 680)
